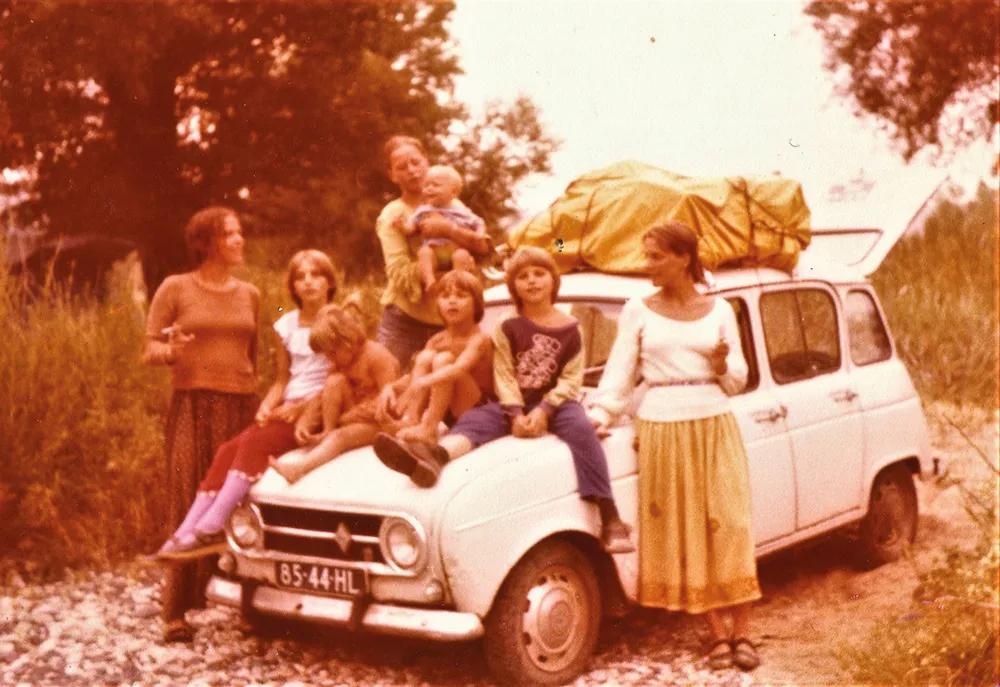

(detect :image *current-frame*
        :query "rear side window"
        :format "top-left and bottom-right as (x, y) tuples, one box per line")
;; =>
(760, 288), (841, 383)
(846, 290), (892, 365)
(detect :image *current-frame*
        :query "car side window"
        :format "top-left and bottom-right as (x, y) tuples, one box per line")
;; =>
(724, 296), (759, 393)
(760, 288), (842, 383)
(846, 290), (892, 365)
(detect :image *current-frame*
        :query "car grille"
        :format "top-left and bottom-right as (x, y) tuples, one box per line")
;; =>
(257, 503), (386, 565)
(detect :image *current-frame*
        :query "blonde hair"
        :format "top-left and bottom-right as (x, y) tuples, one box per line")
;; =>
(505, 247), (561, 312)
(426, 164), (463, 196)
(434, 269), (485, 323)
(308, 304), (367, 356)
(643, 221), (706, 284)
(286, 249), (337, 307)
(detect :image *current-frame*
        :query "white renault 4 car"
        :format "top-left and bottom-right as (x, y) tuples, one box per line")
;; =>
(206, 227), (932, 685)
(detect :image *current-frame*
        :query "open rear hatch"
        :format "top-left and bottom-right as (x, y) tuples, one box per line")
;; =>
(801, 175), (947, 277)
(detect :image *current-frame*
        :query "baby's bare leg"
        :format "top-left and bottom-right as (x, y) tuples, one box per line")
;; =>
(451, 248), (475, 273)
(417, 244), (438, 291)
(270, 423), (378, 484)
(399, 351), (455, 444)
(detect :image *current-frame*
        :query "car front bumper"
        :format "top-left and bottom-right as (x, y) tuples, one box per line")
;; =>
(206, 576), (484, 642)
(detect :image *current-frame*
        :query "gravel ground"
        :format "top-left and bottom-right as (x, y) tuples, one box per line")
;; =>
(3, 410), (991, 686)
(0, 563), (754, 686)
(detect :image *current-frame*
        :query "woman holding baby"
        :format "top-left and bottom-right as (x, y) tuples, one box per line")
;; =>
(374, 135), (491, 368)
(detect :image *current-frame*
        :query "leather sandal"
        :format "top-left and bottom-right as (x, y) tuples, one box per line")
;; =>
(731, 637), (761, 671)
(706, 638), (733, 670)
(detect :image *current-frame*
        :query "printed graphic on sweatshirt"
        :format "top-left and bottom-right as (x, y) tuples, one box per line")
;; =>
(516, 333), (562, 389)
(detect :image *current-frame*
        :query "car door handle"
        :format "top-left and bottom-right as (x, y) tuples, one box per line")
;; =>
(753, 405), (787, 424)
(831, 389), (859, 403)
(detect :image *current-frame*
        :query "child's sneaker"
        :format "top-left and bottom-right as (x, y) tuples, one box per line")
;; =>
(407, 441), (450, 488)
(373, 433), (418, 476)
(601, 518), (635, 554)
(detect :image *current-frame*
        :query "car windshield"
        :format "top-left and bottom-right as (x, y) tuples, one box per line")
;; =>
(481, 299), (624, 387)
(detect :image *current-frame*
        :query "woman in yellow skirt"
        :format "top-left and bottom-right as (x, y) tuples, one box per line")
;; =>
(588, 221), (762, 671)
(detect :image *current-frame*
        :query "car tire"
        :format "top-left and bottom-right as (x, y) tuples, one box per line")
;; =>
(857, 464), (918, 569)
(484, 540), (601, 686)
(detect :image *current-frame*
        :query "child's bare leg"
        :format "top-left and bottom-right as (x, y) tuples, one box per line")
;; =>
(451, 247), (476, 273)
(418, 245), (438, 291)
(448, 372), (483, 420)
(320, 373), (352, 433)
(400, 349), (435, 427)
(270, 423), (378, 484)
(399, 351), (455, 444)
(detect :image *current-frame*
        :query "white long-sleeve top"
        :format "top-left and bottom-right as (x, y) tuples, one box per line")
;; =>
(589, 296), (748, 424)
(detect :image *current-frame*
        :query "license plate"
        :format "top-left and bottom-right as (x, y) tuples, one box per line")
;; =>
(274, 561), (368, 597)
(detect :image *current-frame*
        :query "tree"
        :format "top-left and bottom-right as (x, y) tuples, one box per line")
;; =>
(0, 1), (557, 287)
(805, 0), (999, 161)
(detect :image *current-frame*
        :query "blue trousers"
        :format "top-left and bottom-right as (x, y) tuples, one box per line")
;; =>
(449, 400), (613, 500)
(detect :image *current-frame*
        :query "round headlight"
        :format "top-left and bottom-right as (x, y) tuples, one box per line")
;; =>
(228, 504), (262, 548)
(379, 517), (425, 571)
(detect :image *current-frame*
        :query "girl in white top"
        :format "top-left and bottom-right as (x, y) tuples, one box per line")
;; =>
(589, 222), (762, 672)
(155, 249), (337, 562)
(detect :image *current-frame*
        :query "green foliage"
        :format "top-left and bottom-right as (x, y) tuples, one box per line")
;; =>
(0, 243), (170, 578)
(0, 1), (557, 287)
(872, 183), (999, 409)
(805, 0), (999, 161)
(838, 478), (998, 686)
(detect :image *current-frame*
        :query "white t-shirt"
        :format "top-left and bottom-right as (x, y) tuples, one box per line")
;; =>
(590, 296), (748, 424)
(273, 310), (331, 403)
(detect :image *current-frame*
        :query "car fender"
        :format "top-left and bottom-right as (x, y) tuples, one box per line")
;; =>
(437, 438), (604, 618)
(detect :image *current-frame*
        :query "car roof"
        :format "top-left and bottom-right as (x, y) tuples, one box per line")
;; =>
(484, 261), (865, 304)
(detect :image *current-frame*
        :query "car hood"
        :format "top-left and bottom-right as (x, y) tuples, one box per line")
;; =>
(250, 434), (584, 515)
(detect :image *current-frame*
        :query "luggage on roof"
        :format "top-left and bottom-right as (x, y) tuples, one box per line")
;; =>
(508, 160), (812, 273)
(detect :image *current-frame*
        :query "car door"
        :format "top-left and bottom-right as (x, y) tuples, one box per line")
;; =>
(724, 291), (797, 546)
(759, 284), (865, 530)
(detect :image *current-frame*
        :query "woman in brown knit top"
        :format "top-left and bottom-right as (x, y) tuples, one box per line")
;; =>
(143, 206), (260, 643)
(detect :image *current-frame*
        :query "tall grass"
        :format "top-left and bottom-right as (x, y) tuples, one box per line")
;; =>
(872, 183), (999, 410)
(0, 248), (169, 579)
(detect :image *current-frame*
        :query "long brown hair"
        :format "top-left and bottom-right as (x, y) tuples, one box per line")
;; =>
(643, 221), (706, 284)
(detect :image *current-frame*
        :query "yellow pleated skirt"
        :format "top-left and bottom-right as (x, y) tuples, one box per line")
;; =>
(636, 412), (762, 614)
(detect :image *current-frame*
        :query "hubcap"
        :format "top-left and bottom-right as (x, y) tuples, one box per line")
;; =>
(521, 565), (588, 672)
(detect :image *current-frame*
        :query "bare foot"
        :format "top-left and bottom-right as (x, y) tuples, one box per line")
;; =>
(268, 456), (303, 485)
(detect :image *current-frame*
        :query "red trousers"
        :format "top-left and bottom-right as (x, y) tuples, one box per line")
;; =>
(198, 420), (297, 492)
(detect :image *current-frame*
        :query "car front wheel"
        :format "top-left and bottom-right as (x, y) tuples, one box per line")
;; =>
(857, 464), (918, 568)
(484, 540), (601, 686)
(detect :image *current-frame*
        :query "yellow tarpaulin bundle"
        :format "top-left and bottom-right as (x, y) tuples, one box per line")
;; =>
(509, 160), (811, 273)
